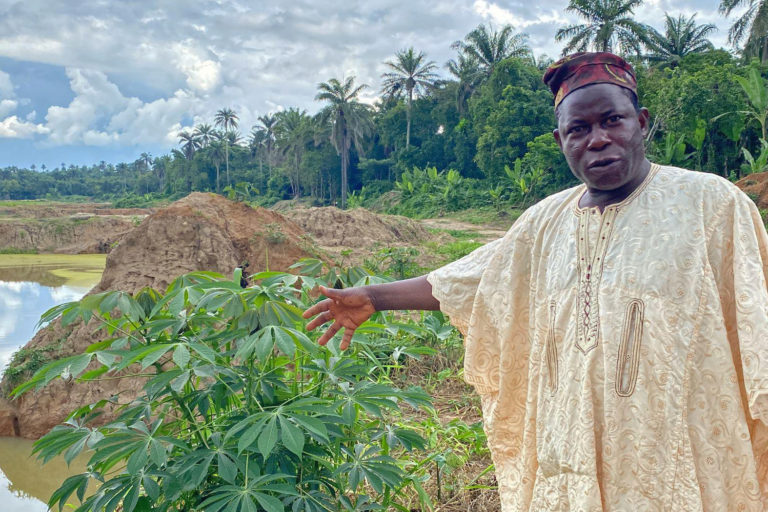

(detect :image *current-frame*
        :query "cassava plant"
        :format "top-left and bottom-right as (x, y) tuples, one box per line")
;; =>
(14, 260), (435, 512)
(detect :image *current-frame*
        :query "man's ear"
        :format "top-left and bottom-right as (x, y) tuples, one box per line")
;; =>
(638, 107), (650, 137)
(553, 129), (563, 150)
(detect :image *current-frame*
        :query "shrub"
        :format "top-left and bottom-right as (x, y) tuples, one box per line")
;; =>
(16, 262), (438, 512)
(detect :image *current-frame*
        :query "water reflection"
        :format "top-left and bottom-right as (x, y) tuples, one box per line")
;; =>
(0, 254), (105, 511)
(0, 282), (91, 370)
(0, 254), (105, 371)
(0, 437), (89, 511)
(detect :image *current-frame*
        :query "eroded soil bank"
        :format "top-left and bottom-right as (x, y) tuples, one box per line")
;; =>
(0, 201), (150, 254)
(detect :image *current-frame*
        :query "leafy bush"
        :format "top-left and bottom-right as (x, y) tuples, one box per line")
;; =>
(16, 261), (440, 512)
(388, 166), (489, 217)
(2, 342), (64, 395)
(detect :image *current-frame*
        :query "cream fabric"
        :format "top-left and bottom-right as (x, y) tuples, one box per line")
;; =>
(428, 164), (768, 511)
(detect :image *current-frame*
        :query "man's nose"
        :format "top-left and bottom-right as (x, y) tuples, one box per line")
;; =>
(587, 126), (611, 150)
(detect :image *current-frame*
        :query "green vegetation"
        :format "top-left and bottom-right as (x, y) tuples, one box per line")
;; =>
(2, 340), (66, 395)
(16, 262), (491, 512)
(0, 247), (38, 254)
(4, 16), (767, 217)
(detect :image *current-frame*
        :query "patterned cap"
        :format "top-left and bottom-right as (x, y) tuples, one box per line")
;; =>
(543, 52), (637, 108)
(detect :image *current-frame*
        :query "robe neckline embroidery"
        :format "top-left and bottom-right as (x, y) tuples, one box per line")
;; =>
(573, 164), (659, 354)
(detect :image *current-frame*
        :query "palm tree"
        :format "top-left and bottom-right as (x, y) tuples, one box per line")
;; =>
(719, 0), (768, 62)
(451, 23), (532, 79)
(194, 123), (215, 147)
(645, 14), (716, 67)
(275, 108), (312, 199)
(136, 152), (153, 172)
(446, 54), (484, 114)
(214, 108), (239, 186)
(316, 77), (374, 209)
(555, 0), (651, 56)
(209, 140), (226, 192)
(256, 114), (278, 168)
(177, 131), (201, 192)
(178, 131), (200, 160)
(381, 47), (439, 148)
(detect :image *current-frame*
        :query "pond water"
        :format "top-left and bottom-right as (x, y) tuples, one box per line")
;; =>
(0, 254), (106, 511)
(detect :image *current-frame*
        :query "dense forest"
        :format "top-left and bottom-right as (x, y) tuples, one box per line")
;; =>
(2, 6), (768, 217)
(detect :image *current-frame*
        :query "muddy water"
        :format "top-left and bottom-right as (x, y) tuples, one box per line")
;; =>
(0, 437), (90, 512)
(0, 254), (105, 511)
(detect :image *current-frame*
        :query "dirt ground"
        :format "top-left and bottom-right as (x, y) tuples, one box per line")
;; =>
(285, 206), (446, 266)
(737, 171), (768, 209)
(419, 218), (508, 243)
(0, 201), (149, 254)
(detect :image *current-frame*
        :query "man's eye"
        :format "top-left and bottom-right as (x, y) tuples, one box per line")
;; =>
(569, 126), (584, 134)
(607, 115), (622, 123)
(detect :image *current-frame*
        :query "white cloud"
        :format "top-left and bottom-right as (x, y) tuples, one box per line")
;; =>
(41, 68), (202, 146)
(49, 285), (89, 303)
(107, 89), (198, 145)
(473, 0), (524, 27)
(44, 68), (130, 145)
(0, 99), (17, 118)
(0, 115), (49, 138)
(172, 41), (222, 93)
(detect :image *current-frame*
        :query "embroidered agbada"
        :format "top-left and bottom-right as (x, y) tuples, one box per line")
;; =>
(428, 164), (768, 511)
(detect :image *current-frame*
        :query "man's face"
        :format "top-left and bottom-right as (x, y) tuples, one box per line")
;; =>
(553, 83), (650, 192)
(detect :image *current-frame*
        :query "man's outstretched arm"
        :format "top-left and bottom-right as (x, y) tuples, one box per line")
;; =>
(303, 275), (440, 350)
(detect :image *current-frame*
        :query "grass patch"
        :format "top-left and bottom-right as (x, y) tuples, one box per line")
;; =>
(449, 206), (524, 226)
(427, 228), (479, 240)
(424, 240), (484, 266)
(0, 248), (38, 254)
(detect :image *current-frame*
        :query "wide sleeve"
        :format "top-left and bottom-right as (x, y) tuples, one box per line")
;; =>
(427, 237), (504, 336)
(428, 212), (535, 395)
(708, 187), (768, 424)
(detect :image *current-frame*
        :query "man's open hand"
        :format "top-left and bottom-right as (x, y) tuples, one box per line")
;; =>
(303, 285), (376, 350)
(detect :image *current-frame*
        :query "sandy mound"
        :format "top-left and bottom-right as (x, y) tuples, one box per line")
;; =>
(737, 172), (768, 209)
(94, 192), (319, 293)
(284, 207), (437, 264)
(0, 193), (325, 438)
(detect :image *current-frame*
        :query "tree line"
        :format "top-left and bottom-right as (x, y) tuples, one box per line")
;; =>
(3, 0), (768, 211)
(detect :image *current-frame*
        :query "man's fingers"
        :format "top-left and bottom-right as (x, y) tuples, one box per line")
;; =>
(319, 286), (344, 300)
(340, 329), (354, 351)
(306, 311), (333, 331)
(317, 321), (341, 346)
(303, 298), (330, 319)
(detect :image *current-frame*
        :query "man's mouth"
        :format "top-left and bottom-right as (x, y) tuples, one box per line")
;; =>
(588, 158), (619, 169)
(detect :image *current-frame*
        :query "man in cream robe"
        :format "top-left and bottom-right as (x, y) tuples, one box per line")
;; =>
(304, 52), (768, 510)
(428, 162), (768, 510)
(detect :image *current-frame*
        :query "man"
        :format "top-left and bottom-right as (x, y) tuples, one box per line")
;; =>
(303, 52), (768, 510)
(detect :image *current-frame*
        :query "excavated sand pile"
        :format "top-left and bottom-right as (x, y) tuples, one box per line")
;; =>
(0, 193), (323, 438)
(737, 171), (768, 209)
(284, 207), (437, 264)
(94, 192), (315, 293)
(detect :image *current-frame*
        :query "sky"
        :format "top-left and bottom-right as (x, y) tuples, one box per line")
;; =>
(0, 0), (736, 169)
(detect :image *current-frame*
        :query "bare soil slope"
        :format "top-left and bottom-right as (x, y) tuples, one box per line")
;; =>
(0, 193), (324, 438)
(284, 207), (439, 264)
(737, 172), (768, 209)
(0, 202), (149, 254)
(94, 192), (317, 293)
